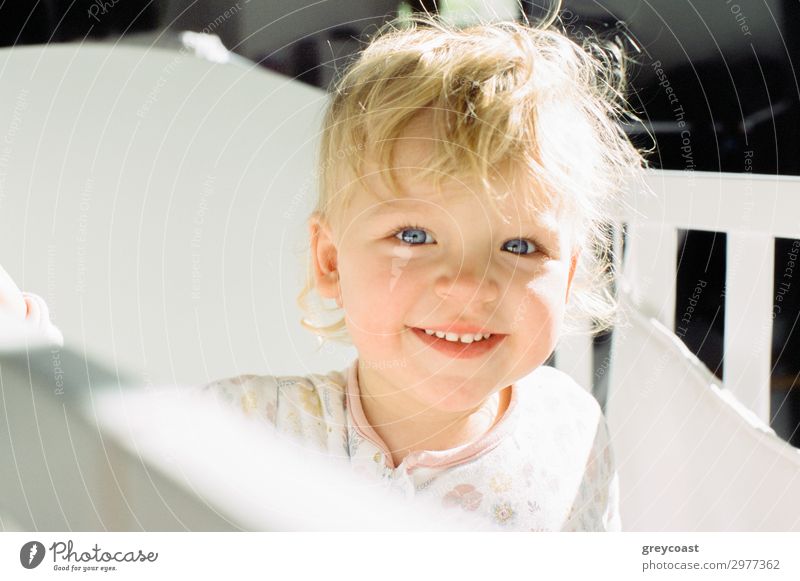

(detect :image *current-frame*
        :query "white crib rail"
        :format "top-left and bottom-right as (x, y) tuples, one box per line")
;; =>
(633, 170), (799, 239)
(556, 169), (800, 424)
(0, 347), (488, 531)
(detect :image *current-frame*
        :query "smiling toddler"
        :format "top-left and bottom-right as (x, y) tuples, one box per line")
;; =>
(6, 12), (645, 531)
(205, 14), (644, 530)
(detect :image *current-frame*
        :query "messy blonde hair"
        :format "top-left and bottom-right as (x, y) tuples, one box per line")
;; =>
(298, 11), (646, 345)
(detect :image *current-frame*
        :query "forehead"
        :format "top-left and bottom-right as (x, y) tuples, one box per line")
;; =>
(351, 120), (561, 231)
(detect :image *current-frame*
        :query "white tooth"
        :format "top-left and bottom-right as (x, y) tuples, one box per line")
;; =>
(445, 332), (459, 341)
(424, 329), (435, 335)
(459, 334), (474, 344)
(485, 333), (492, 339)
(435, 331), (446, 339)
(474, 333), (484, 341)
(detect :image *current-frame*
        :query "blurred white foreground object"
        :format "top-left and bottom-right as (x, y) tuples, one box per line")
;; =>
(0, 42), (354, 387)
(0, 346), (491, 531)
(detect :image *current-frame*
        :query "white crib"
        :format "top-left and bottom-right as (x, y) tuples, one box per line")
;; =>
(1, 43), (798, 531)
(560, 168), (799, 417)
(566, 169), (800, 531)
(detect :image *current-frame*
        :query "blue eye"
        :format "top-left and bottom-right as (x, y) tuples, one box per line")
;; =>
(395, 227), (435, 245)
(503, 238), (537, 255)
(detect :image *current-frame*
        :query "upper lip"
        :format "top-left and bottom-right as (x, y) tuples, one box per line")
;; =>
(412, 324), (502, 335)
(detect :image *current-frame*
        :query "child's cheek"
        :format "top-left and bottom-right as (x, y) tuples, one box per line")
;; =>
(386, 245), (414, 294)
(339, 253), (408, 332)
(510, 276), (565, 333)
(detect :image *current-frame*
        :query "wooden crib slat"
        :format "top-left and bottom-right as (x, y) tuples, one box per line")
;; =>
(723, 232), (774, 423)
(623, 223), (677, 331)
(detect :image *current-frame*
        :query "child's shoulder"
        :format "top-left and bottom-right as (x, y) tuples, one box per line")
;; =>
(199, 367), (349, 420)
(517, 364), (603, 419)
(203, 368), (348, 393)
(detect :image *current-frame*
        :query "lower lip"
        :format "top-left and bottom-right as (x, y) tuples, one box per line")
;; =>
(409, 327), (505, 359)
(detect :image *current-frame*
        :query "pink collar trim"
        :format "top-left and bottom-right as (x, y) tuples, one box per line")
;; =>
(344, 359), (519, 472)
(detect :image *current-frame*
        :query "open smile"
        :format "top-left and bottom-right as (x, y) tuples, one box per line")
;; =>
(408, 327), (506, 359)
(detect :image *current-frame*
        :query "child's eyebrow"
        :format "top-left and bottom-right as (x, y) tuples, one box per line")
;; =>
(365, 199), (428, 217)
(367, 200), (559, 232)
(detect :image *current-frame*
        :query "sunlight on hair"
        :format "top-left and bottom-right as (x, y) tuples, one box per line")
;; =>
(298, 11), (647, 346)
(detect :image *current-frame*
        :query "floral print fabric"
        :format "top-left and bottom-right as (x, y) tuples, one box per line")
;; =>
(201, 360), (621, 531)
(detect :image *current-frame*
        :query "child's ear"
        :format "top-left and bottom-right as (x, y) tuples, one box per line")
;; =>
(565, 249), (579, 303)
(308, 213), (343, 307)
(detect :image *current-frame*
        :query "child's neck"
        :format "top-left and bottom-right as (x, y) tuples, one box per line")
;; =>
(356, 364), (511, 468)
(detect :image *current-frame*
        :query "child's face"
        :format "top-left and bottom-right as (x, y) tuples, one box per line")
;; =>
(311, 114), (578, 413)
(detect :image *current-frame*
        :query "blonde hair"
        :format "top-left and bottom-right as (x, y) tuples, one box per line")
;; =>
(298, 12), (646, 345)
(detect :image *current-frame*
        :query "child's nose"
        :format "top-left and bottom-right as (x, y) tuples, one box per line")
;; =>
(433, 260), (500, 305)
